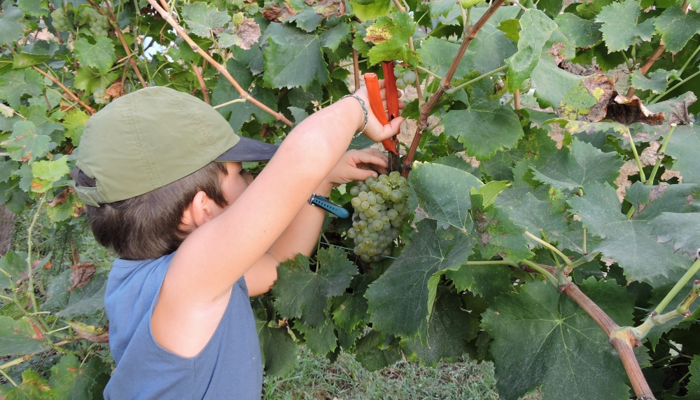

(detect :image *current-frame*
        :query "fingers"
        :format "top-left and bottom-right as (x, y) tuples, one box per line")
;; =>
(350, 148), (389, 168)
(354, 168), (381, 182)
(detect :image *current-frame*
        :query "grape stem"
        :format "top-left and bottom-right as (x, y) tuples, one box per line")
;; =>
(524, 231), (573, 270)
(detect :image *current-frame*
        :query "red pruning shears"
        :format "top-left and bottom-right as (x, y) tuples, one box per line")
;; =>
(364, 61), (401, 172)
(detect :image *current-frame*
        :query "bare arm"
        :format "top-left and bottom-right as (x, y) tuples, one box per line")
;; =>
(152, 86), (402, 356)
(245, 148), (389, 296)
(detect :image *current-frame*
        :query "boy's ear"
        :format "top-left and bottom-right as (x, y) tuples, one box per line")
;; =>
(182, 191), (217, 228)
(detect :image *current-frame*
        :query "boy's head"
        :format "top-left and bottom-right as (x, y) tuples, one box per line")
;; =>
(73, 87), (278, 259)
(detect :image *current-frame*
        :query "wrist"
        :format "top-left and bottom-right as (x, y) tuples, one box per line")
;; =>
(340, 95), (368, 136)
(314, 181), (334, 198)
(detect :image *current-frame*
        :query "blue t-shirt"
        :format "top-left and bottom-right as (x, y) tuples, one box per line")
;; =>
(103, 253), (263, 399)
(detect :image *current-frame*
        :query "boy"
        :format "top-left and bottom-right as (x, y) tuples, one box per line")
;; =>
(72, 84), (402, 399)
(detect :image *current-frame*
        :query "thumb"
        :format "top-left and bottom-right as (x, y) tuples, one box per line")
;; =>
(384, 117), (404, 137)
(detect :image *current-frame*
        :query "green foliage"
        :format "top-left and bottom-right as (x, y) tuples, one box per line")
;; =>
(1, 0), (699, 398)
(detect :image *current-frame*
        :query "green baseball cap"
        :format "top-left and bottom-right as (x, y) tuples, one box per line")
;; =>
(75, 86), (278, 207)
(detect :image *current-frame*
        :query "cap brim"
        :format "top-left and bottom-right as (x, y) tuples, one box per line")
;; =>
(215, 136), (278, 162)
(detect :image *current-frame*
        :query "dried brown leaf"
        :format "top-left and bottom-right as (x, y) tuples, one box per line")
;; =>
(69, 322), (110, 343)
(606, 95), (665, 126)
(69, 262), (96, 291)
(236, 18), (261, 50)
(105, 81), (125, 100)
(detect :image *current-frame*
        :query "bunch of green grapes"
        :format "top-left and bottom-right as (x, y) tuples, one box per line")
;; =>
(75, 6), (110, 37)
(51, 8), (71, 32)
(394, 70), (417, 90)
(93, 88), (109, 105)
(347, 171), (410, 262)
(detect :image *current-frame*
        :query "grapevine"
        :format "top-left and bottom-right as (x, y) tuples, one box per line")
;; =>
(347, 172), (409, 262)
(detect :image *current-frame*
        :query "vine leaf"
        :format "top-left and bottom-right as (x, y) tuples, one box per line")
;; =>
(678, 356), (700, 400)
(651, 213), (700, 257)
(354, 330), (402, 371)
(665, 125), (700, 184)
(400, 288), (479, 365)
(474, 204), (533, 261)
(482, 279), (633, 400)
(625, 182), (700, 220)
(255, 318), (298, 377)
(0, 251), (26, 290)
(320, 23), (350, 52)
(364, 12), (417, 66)
(441, 104), (525, 160)
(263, 23), (329, 89)
(2, 121), (51, 162)
(0, 369), (53, 398)
(48, 355), (109, 400)
(556, 74), (616, 122)
(569, 182), (689, 286)
(417, 37), (473, 80)
(73, 37), (116, 75)
(505, 191), (569, 241)
(0, 315), (46, 356)
(288, 8), (321, 32)
(506, 10), (557, 92)
(409, 162), (483, 232)
(31, 157), (70, 193)
(466, 6), (519, 74)
(181, 2), (229, 38)
(595, 0), (655, 53)
(13, 40), (58, 69)
(331, 275), (370, 334)
(295, 320), (337, 356)
(17, 0), (48, 17)
(445, 263), (513, 302)
(555, 13), (602, 48)
(272, 247), (357, 327)
(654, 6), (700, 53)
(365, 220), (475, 338)
(528, 139), (623, 191)
(0, 4), (24, 47)
(630, 69), (679, 95)
(0, 69), (43, 109)
(56, 273), (107, 318)
(349, 0), (392, 21)
(531, 57), (583, 109)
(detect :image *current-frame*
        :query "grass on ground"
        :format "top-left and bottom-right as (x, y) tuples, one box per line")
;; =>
(263, 349), (500, 400)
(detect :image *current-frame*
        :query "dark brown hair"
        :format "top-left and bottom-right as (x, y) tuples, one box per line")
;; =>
(73, 162), (229, 260)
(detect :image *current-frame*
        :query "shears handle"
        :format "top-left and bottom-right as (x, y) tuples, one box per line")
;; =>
(363, 70), (400, 156)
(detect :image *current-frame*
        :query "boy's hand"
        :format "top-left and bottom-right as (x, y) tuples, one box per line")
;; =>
(318, 148), (388, 193)
(352, 81), (404, 143)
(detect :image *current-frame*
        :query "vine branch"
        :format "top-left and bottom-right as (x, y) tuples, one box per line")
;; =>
(146, 0), (293, 126)
(402, 0), (505, 176)
(191, 63), (210, 104)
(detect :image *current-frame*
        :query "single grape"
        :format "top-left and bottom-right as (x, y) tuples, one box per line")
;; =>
(403, 70), (416, 83)
(349, 186), (360, 196)
(395, 78), (407, 90)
